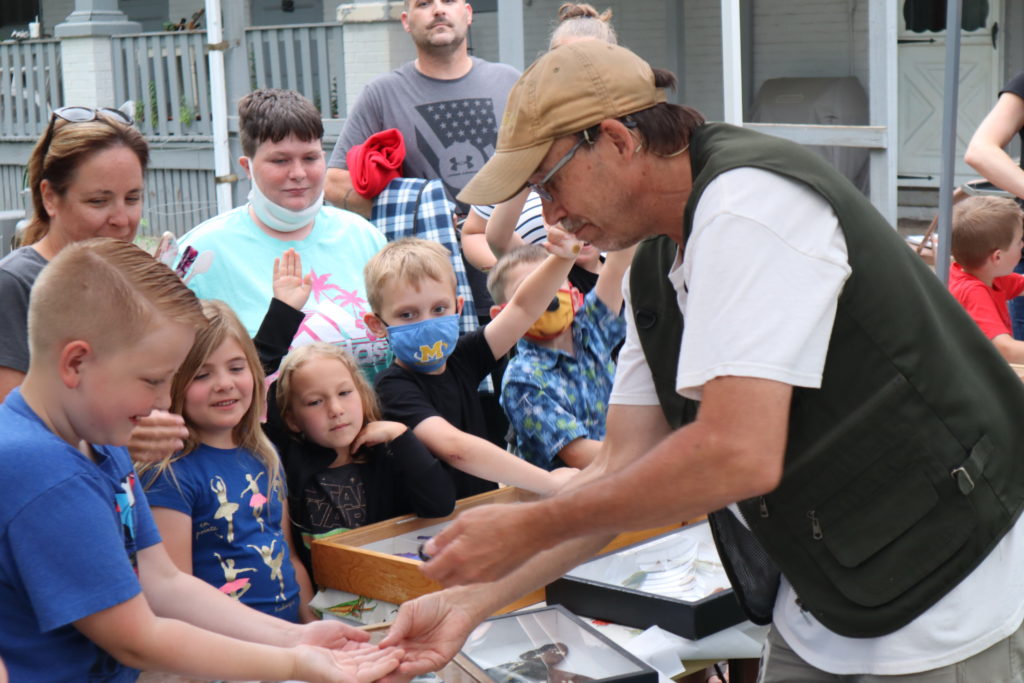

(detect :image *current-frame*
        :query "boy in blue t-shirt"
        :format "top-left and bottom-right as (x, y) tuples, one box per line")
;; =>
(0, 238), (398, 682)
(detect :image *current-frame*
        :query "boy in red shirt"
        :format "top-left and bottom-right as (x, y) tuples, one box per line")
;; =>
(948, 195), (1024, 362)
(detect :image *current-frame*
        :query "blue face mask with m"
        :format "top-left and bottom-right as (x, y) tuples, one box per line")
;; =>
(386, 314), (460, 373)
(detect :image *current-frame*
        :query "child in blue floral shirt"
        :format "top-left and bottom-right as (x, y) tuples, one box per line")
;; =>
(488, 243), (635, 470)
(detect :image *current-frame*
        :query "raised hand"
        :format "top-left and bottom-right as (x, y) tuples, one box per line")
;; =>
(544, 224), (583, 261)
(273, 248), (313, 311)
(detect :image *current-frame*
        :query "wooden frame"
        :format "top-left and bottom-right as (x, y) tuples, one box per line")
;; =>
(313, 486), (681, 611)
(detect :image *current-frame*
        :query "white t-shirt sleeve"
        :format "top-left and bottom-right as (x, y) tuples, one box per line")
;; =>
(674, 167), (851, 400)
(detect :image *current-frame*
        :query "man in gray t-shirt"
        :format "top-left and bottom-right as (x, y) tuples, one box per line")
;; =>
(325, 0), (519, 219)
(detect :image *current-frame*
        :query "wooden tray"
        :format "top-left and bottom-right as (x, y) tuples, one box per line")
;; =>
(312, 486), (680, 611)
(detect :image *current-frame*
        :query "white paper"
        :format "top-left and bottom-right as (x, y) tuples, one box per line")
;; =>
(622, 626), (686, 680)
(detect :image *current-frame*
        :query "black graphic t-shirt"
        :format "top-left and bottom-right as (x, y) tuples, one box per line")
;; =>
(305, 463), (367, 533)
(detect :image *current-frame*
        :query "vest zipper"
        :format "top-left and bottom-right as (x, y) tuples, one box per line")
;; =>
(807, 510), (823, 540)
(759, 496), (769, 517)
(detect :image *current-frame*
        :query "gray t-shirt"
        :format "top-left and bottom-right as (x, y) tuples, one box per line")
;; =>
(329, 58), (520, 213)
(0, 246), (48, 373)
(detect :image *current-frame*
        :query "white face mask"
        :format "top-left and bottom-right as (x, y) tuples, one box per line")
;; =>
(245, 158), (324, 233)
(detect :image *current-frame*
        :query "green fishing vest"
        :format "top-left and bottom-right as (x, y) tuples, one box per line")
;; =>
(630, 122), (1024, 638)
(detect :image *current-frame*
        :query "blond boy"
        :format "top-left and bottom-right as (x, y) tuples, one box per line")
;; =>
(0, 238), (398, 681)
(363, 234), (581, 498)
(949, 195), (1024, 363)
(487, 244), (634, 470)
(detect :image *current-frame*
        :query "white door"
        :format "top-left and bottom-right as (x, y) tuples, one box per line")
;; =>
(898, 0), (1003, 187)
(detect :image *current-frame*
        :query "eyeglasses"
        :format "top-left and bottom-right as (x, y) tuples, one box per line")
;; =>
(527, 135), (589, 202)
(39, 106), (134, 162)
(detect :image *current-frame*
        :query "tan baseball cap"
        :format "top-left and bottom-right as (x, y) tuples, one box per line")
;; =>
(458, 41), (666, 206)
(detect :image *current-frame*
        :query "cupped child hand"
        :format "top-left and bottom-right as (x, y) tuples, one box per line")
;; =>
(273, 248), (313, 311)
(544, 224), (583, 260)
(351, 420), (407, 453)
(293, 619), (371, 649)
(293, 643), (402, 683)
(127, 411), (189, 463)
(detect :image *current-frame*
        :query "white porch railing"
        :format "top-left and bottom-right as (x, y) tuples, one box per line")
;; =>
(0, 39), (62, 138)
(111, 31), (213, 138)
(247, 23), (346, 119)
(3, 22), (351, 236)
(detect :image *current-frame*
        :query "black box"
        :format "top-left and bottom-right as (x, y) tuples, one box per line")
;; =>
(546, 522), (745, 640)
(461, 604), (657, 683)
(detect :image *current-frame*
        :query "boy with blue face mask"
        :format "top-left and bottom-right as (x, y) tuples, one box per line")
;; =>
(179, 89), (390, 381)
(363, 235), (581, 498)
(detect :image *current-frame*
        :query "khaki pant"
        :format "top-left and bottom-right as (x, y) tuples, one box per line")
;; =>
(757, 620), (1024, 683)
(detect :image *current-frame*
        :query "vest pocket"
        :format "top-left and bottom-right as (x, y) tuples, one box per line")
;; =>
(806, 447), (977, 608)
(774, 373), (986, 611)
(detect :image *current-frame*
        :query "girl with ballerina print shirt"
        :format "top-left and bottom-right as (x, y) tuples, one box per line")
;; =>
(138, 299), (314, 623)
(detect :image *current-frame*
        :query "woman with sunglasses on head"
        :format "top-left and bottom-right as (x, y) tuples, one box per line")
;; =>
(0, 106), (147, 402)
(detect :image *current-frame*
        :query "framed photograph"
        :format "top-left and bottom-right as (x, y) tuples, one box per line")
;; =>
(462, 605), (657, 683)
(546, 521), (746, 639)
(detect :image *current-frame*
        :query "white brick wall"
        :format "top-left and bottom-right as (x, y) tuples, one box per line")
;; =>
(751, 0), (864, 90)
(341, 20), (415, 115)
(60, 37), (117, 107)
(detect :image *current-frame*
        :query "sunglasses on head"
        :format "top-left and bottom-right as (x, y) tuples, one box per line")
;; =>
(39, 106), (135, 162)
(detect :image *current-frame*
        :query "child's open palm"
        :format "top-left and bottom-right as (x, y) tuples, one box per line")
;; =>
(294, 642), (403, 683)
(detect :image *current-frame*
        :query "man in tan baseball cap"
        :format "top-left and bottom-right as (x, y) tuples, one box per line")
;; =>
(458, 40), (667, 206)
(383, 40), (1024, 683)
(460, 40), (703, 251)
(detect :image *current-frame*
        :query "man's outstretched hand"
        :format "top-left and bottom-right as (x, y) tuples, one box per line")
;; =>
(376, 590), (482, 681)
(420, 502), (553, 587)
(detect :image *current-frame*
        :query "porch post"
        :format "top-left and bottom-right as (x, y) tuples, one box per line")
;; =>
(935, 0), (964, 286)
(54, 0), (140, 109)
(222, 1), (252, 208)
(868, 0), (898, 226)
(720, 0), (743, 125)
(497, 0), (524, 71)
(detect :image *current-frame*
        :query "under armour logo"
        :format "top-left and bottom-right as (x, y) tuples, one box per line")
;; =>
(449, 155), (475, 172)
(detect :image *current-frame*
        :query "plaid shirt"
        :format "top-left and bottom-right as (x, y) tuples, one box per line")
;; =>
(370, 177), (478, 335)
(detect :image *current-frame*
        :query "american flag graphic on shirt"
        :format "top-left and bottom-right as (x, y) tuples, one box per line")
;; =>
(414, 98), (499, 207)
